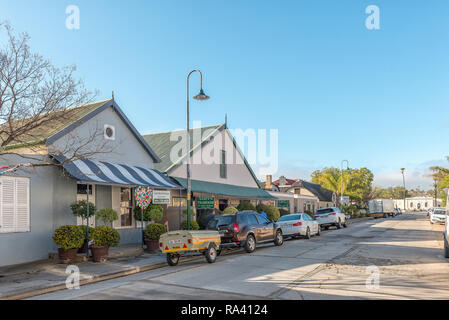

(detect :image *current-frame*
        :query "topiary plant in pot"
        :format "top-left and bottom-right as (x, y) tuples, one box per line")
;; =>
(181, 220), (200, 231)
(53, 225), (84, 263)
(76, 225), (93, 254)
(144, 223), (167, 253)
(89, 226), (120, 263)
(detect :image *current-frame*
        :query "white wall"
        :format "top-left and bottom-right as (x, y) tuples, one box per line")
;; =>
(170, 129), (259, 188)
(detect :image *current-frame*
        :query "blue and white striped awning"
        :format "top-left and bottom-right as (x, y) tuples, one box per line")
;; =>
(55, 157), (180, 189)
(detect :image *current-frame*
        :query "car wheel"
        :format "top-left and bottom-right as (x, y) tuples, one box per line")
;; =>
(244, 235), (256, 253)
(324, 226), (329, 230)
(445, 237), (449, 259)
(166, 253), (180, 266)
(336, 219), (342, 229)
(216, 248), (222, 256)
(274, 230), (283, 246)
(343, 219), (348, 228)
(305, 227), (311, 239)
(205, 245), (218, 264)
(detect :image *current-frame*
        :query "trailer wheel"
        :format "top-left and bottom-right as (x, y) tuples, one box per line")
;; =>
(205, 245), (218, 264)
(166, 253), (180, 266)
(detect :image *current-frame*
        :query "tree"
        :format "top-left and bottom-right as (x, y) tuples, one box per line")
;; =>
(430, 157), (449, 206)
(0, 22), (111, 168)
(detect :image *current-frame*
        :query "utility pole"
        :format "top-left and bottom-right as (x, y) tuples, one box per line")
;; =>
(401, 168), (406, 212)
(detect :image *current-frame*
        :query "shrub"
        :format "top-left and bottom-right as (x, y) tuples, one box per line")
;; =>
(181, 220), (200, 230)
(279, 208), (290, 216)
(53, 225), (84, 250)
(96, 208), (118, 226)
(144, 223), (167, 240)
(134, 204), (164, 222)
(90, 226), (120, 247)
(256, 203), (269, 213)
(71, 200), (96, 220)
(265, 205), (280, 222)
(182, 207), (196, 217)
(223, 206), (238, 215)
(237, 200), (256, 211)
(77, 225), (93, 237)
(197, 209), (214, 229)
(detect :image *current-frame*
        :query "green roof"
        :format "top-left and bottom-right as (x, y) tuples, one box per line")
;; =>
(173, 177), (275, 199)
(143, 124), (223, 172)
(1, 99), (110, 149)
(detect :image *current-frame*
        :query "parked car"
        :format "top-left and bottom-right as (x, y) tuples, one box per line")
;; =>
(430, 208), (447, 224)
(277, 213), (320, 239)
(206, 211), (284, 253)
(314, 207), (348, 229)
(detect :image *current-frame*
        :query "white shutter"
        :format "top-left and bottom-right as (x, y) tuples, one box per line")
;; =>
(112, 187), (121, 229)
(1, 178), (16, 233)
(15, 178), (30, 232)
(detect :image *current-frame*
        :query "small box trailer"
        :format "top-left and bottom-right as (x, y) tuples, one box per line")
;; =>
(159, 230), (221, 266)
(368, 199), (396, 218)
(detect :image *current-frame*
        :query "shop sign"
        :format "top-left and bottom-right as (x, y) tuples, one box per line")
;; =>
(153, 190), (171, 204)
(197, 197), (215, 209)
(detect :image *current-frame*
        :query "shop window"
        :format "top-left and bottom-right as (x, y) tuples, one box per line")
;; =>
(410, 202), (414, 208)
(120, 188), (133, 227)
(0, 177), (30, 233)
(220, 150), (227, 179)
(77, 184), (93, 195)
(172, 197), (187, 207)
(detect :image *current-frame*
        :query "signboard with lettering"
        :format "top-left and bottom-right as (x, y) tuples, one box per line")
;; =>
(277, 200), (290, 209)
(197, 197), (215, 209)
(152, 190), (171, 204)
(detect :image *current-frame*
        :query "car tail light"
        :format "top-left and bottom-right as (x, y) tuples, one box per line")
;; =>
(159, 243), (163, 247)
(329, 212), (337, 215)
(188, 239), (192, 244)
(293, 222), (302, 226)
(233, 224), (240, 233)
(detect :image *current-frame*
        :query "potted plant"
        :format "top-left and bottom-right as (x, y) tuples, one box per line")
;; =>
(53, 225), (84, 263)
(181, 220), (200, 231)
(144, 223), (167, 253)
(76, 225), (93, 254)
(71, 200), (96, 252)
(89, 226), (120, 263)
(134, 204), (164, 223)
(96, 208), (118, 227)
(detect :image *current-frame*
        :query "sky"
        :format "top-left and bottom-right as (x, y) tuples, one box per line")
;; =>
(1, 0), (448, 189)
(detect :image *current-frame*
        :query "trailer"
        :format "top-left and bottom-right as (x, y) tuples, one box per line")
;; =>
(159, 230), (221, 266)
(368, 199), (395, 218)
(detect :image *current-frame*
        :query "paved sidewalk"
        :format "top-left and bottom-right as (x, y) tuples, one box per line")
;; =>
(0, 249), (173, 300)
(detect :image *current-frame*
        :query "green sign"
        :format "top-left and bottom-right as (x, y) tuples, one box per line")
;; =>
(277, 200), (290, 209)
(197, 197), (215, 209)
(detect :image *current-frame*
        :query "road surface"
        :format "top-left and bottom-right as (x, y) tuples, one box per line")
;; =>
(30, 213), (449, 300)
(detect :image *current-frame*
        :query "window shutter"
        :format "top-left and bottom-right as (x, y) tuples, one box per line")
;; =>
(15, 178), (30, 232)
(1, 178), (16, 233)
(111, 187), (121, 229)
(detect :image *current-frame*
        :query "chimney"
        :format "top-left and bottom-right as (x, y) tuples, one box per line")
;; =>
(280, 176), (287, 186)
(266, 175), (272, 189)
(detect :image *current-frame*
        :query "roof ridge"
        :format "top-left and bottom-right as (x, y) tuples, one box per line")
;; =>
(142, 124), (224, 136)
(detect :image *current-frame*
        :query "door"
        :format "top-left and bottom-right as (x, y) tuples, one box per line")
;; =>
(247, 214), (264, 242)
(256, 214), (274, 241)
(304, 214), (317, 234)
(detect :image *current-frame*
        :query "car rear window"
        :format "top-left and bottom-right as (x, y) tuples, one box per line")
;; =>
(278, 214), (301, 222)
(208, 215), (235, 228)
(316, 208), (333, 214)
(434, 209), (446, 215)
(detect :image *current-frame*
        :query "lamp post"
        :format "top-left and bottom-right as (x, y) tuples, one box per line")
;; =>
(401, 168), (406, 212)
(340, 160), (349, 208)
(186, 70), (210, 230)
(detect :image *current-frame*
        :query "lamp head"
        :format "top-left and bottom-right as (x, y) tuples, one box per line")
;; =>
(194, 89), (210, 101)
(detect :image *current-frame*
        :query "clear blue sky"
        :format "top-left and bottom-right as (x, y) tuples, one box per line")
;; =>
(2, 0), (448, 188)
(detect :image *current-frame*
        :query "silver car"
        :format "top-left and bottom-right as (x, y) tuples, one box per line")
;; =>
(314, 207), (348, 229)
(277, 213), (320, 239)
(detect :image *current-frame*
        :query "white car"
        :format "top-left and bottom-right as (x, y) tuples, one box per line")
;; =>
(277, 213), (320, 239)
(430, 208), (446, 224)
(314, 207), (348, 230)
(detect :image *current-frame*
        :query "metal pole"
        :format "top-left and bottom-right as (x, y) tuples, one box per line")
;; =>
(186, 70), (204, 231)
(401, 168), (406, 212)
(340, 160), (349, 208)
(86, 184), (90, 257)
(141, 207), (144, 248)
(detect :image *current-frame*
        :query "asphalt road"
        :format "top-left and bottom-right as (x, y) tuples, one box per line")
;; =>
(30, 213), (449, 300)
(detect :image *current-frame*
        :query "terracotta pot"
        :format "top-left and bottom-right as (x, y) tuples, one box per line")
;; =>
(58, 248), (78, 263)
(90, 245), (109, 263)
(78, 240), (89, 254)
(145, 239), (159, 253)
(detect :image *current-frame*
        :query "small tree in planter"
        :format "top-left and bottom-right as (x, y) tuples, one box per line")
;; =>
(53, 225), (84, 263)
(181, 220), (200, 230)
(265, 205), (281, 222)
(89, 226), (120, 263)
(76, 225), (93, 254)
(144, 223), (167, 253)
(71, 200), (96, 224)
(134, 204), (164, 226)
(96, 208), (118, 227)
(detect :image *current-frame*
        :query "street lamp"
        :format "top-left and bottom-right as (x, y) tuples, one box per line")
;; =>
(340, 160), (349, 208)
(401, 168), (406, 212)
(186, 70), (210, 230)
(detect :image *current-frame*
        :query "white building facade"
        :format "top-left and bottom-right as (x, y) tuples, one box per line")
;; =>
(393, 197), (442, 211)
